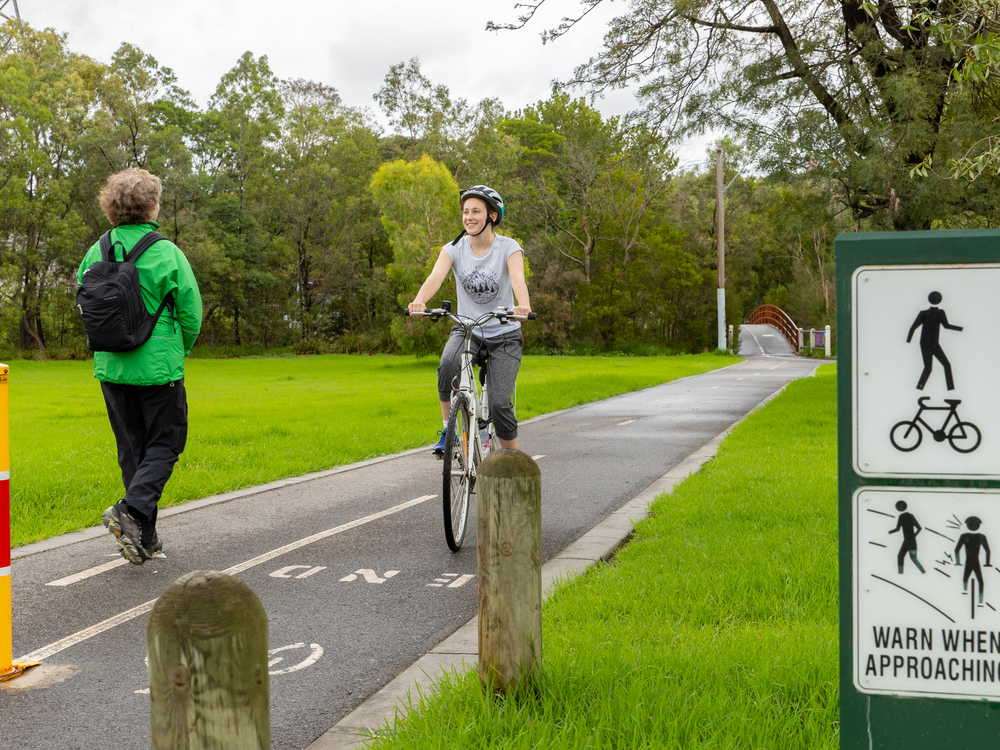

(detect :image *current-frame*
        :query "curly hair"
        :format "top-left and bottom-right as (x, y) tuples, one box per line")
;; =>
(99, 168), (161, 226)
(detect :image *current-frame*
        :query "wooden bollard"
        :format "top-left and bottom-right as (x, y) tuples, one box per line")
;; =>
(148, 570), (270, 749)
(477, 449), (542, 694)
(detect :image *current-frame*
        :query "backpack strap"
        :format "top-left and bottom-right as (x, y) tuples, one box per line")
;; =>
(98, 231), (113, 262)
(123, 231), (166, 263)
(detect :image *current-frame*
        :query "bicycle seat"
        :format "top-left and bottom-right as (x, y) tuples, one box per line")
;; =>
(944, 398), (962, 406)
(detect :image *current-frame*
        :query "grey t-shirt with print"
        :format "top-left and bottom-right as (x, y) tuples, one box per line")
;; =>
(443, 234), (524, 339)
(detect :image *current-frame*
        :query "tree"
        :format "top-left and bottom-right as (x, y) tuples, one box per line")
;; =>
(194, 52), (287, 346)
(273, 79), (385, 340)
(369, 154), (459, 354)
(0, 22), (96, 350)
(493, 0), (999, 229)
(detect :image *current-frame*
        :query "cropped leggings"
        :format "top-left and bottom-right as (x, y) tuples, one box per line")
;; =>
(438, 327), (523, 441)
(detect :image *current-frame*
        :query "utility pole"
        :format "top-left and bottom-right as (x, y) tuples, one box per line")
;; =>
(716, 149), (726, 351)
(0, 0), (20, 21)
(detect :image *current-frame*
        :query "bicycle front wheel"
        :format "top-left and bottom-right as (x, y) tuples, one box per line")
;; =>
(443, 393), (474, 551)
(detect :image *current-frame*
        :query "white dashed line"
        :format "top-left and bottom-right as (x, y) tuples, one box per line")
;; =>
(46, 558), (130, 586)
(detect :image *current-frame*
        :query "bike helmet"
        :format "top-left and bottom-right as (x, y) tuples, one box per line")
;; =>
(460, 185), (504, 225)
(451, 185), (505, 245)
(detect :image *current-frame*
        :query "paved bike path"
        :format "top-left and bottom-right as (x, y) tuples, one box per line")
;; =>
(0, 357), (819, 750)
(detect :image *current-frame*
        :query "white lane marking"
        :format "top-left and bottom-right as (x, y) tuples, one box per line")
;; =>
(531, 455), (546, 460)
(139, 641), (326, 691)
(617, 419), (636, 426)
(295, 566), (326, 579)
(17, 496), (434, 662)
(339, 569), (399, 584)
(268, 642), (324, 674)
(47, 559), (130, 586)
(711, 386), (719, 389)
(270, 565), (313, 579)
(770, 364), (784, 370)
(448, 574), (475, 588)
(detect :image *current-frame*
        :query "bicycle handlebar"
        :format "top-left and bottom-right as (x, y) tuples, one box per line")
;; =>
(405, 306), (537, 324)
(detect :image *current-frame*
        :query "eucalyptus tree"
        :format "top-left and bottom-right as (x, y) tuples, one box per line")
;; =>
(493, 0), (998, 229)
(369, 154), (459, 354)
(0, 22), (96, 350)
(274, 78), (385, 340)
(195, 52), (287, 346)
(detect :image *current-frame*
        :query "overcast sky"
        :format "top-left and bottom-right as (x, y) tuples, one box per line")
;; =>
(16, 0), (713, 168)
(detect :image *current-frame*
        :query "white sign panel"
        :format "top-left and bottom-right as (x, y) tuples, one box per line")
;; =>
(853, 265), (1000, 478)
(854, 487), (1000, 700)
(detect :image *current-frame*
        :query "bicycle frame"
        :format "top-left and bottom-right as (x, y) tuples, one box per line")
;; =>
(420, 305), (525, 462)
(910, 397), (960, 433)
(408, 302), (533, 551)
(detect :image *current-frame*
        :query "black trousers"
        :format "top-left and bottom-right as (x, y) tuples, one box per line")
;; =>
(100, 379), (188, 530)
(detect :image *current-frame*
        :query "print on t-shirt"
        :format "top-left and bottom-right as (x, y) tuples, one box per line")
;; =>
(460, 268), (500, 306)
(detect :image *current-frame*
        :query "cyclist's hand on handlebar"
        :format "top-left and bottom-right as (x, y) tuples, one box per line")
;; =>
(408, 301), (427, 316)
(513, 305), (532, 319)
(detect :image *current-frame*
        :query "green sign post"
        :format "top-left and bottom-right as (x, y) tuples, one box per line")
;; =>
(838, 230), (1000, 747)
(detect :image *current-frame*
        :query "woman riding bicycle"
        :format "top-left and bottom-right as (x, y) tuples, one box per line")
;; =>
(407, 185), (531, 453)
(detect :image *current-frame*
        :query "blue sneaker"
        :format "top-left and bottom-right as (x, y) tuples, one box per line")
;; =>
(432, 430), (448, 457)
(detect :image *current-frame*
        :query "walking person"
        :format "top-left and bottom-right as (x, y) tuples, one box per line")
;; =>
(77, 168), (202, 564)
(407, 185), (531, 452)
(906, 291), (962, 391)
(889, 500), (925, 574)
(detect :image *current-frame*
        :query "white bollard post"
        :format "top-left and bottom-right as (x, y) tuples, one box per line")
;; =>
(825, 325), (832, 357)
(809, 328), (815, 352)
(798, 328), (804, 352)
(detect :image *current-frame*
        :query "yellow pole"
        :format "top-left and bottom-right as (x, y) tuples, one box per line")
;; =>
(0, 362), (40, 683)
(0, 363), (11, 678)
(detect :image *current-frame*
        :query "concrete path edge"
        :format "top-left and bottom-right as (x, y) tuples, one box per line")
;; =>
(305, 364), (823, 749)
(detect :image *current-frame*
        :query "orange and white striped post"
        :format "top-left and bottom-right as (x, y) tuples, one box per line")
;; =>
(0, 363), (11, 678)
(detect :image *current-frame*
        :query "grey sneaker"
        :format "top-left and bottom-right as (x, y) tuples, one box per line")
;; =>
(102, 501), (151, 565)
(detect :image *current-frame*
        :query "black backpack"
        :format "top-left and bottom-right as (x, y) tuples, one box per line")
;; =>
(76, 230), (174, 353)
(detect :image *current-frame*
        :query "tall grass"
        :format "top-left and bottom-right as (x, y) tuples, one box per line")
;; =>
(8, 352), (738, 546)
(367, 364), (839, 750)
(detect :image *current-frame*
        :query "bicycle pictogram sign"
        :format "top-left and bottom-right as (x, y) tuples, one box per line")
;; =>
(889, 397), (981, 454)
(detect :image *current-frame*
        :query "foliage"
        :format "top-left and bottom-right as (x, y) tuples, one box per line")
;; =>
(492, 0), (1000, 230)
(369, 154), (459, 354)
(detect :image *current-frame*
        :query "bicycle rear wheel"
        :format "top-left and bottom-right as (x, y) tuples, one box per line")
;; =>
(443, 393), (473, 551)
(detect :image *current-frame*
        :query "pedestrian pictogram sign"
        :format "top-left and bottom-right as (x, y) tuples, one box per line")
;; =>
(853, 265), (1000, 479)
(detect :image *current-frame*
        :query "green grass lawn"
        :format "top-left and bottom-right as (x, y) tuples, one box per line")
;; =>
(7, 352), (738, 547)
(366, 364), (839, 750)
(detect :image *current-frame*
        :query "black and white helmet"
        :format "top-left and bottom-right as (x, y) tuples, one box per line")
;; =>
(459, 185), (504, 226)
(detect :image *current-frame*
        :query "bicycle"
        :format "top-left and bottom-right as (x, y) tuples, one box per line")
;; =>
(889, 396), (981, 454)
(406, 301), (535, 551)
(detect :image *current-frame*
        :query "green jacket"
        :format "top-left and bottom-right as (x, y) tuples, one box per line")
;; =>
(78, 222), (202, 385)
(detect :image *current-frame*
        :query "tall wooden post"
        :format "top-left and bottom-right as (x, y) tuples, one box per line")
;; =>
(148, 570), (270, 749)
(477, 449), (541, 695)
(716, 148), (727, 351)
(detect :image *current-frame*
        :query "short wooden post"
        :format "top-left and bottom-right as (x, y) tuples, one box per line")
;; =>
(148, 570), (270, 749)
(477, 449), (541, 695)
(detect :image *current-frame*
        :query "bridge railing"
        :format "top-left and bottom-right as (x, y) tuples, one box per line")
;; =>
(747, 305), (800, 353)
